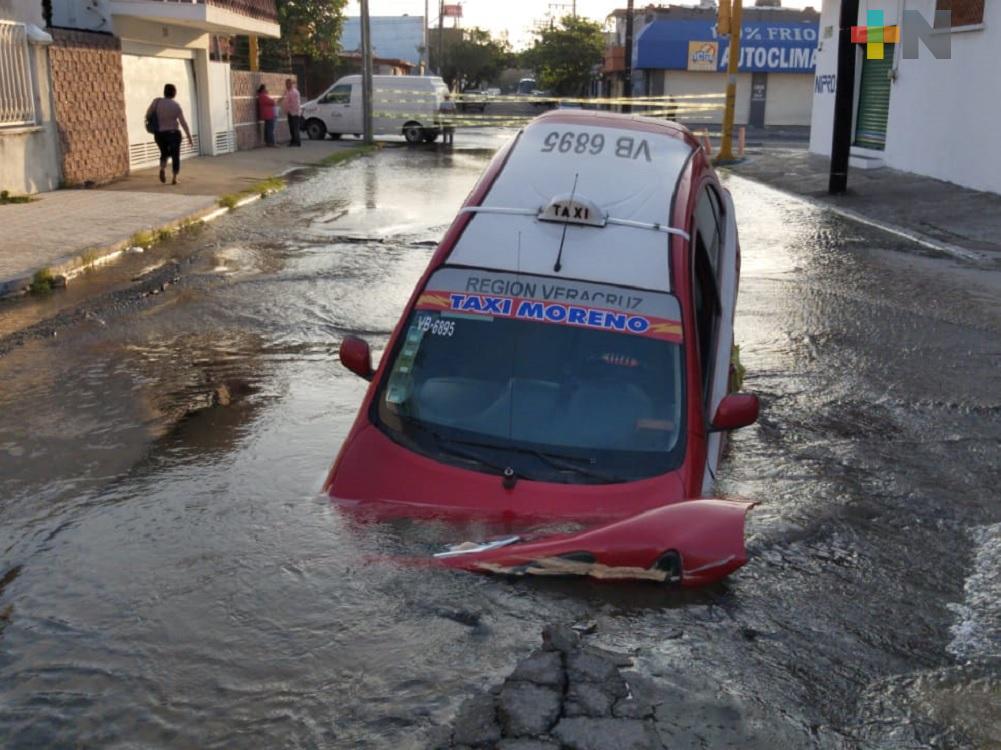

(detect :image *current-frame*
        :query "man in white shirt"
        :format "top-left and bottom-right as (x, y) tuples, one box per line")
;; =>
(282, 78), (302, 147)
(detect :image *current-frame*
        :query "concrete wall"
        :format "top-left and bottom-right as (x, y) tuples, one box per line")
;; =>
(0, 10), (62, 195)
(809, 0), (1001, 194)
(231, 70), (295, 150)
(48, 29), (130, 186)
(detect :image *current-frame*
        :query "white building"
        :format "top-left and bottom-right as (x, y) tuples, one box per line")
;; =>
(0, 0), (59, 194)
(809, 0), (999, 193)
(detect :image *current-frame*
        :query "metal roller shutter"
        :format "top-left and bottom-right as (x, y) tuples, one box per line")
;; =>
(854, 46), (894, 150)
(122, 54), (200, 170)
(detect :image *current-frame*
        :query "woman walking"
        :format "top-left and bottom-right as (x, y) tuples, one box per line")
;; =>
(257, 84), (278, 147)
(146, 84), (193, 185)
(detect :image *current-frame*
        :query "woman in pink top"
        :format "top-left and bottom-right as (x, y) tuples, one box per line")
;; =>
(257, 84), (278, 147)
(146, 83), (193, 185)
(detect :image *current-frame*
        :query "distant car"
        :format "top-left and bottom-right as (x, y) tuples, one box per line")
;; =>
(485, 87), (501, 97)
(458, 89), (488, 113)
(301, 74), (452, 144)
(326, 109), (760, 587)
(517, 77), (537, 96)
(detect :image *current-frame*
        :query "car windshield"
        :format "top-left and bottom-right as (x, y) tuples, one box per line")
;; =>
(373, 268), (686, 484)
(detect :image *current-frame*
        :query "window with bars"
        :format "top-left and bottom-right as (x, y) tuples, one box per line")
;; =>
(936, 0), (985, 27)
(0, 21), (36, 127)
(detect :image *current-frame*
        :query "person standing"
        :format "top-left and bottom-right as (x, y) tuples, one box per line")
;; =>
(257, 84), (278, 147)
(146, 84), (193, 185)
(282, 78), (302, 147)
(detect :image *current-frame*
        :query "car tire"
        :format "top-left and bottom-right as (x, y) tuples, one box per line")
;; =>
(403, 123), (424, 145)
(305, 119), (326, 141)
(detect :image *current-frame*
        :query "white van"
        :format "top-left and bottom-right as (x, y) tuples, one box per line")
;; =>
(301, 75), (453, 144)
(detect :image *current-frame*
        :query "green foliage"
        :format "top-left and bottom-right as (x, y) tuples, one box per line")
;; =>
(218, 194), (241, 210)
(522, 16), (604, 96)
(0, 190), (34, 205)
(130, 229), (156, 248)
(30, 268), (55, 295)
(261, 0), (348, 69)
(318, 144), (379, 167)
(430, 28), (512, 91)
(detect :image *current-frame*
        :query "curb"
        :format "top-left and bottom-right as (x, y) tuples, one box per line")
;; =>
(0, 145), (375, 302)
(722, 170), (990, 266)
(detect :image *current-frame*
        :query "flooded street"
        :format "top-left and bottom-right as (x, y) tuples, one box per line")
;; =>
(2, 129), (1001, 748)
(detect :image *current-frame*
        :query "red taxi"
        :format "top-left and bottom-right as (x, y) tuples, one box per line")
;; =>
(324, 110), (760, 586)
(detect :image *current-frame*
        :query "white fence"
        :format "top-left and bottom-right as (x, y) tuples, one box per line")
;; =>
(0, 21), (35, 127)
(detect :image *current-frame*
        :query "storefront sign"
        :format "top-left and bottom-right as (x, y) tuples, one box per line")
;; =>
(687, 41), (718, 71)
(637, 19), (820, 73)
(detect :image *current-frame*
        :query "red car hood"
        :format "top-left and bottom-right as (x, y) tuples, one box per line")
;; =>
(328, 424), (688, 525)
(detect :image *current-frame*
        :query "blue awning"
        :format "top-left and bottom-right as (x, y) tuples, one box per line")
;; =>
(635, 19), (819, 73)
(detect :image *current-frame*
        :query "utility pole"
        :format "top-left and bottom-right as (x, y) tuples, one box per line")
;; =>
(360, 0), (374, 144)
(717, 0), (743, 161)
(424, 0), (429, 74)
(829, 0), (861, 193)
(622, 0), (634, 113)
(437, 0), (444, 76)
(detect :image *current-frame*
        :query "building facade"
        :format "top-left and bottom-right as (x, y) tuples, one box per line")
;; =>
(809, 0), (997, 193)
(604, 3), (819, 127)
(0, 0), (281, 194)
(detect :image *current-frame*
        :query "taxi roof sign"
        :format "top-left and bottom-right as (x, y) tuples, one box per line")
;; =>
(538, 195), (607, 228)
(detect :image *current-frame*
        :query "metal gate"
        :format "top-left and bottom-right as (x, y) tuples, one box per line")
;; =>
(122, 54), (200, 170)
(854, 46), (894, 150)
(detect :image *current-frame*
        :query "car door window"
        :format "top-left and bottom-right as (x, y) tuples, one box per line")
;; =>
(321, 84), (352, 104)
(692, 186), (724, 399)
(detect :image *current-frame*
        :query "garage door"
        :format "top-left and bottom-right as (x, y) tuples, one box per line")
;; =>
(122, 54), (200, 170)
(854, 46), (893, 150)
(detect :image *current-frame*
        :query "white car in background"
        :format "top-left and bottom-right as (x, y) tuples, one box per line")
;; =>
(301, 75), (453, 144)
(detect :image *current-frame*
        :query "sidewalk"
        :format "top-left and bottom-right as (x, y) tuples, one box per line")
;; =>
(722, 146), (1001, 266)
(0, 140), (361, 298)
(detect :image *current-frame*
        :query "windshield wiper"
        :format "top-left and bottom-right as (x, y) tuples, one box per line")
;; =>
(401, 419), (518, 483)
(401, 419), (622, 484)
(522, 449), (624, 484)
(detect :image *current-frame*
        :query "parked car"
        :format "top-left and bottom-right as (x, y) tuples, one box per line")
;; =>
(326, 109), (759, 587)
(458, 88), (489, 113)
(301, 75), (453, 144)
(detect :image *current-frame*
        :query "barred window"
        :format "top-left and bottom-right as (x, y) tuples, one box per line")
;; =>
(0, 21), (36, 127)
(936, 0), (985, 27)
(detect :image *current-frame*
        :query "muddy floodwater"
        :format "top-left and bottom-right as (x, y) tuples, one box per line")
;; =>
(2, 130), (1001, 748)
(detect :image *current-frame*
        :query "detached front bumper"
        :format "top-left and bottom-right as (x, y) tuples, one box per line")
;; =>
(432, 499), (755, 587)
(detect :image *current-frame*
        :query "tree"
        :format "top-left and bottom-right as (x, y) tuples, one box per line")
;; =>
(522, 16), (604, 96)
(261, 0), (348, 70)
(430, 28), (512, 91)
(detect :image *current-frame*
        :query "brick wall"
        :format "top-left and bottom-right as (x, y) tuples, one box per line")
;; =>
(48, 30), (130, 186)
(232, 70), (297, 150)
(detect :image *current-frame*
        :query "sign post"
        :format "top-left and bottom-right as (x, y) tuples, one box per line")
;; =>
(623, 0), (634, 113)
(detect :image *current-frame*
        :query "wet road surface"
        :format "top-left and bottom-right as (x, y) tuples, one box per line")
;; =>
(1, 130), (1001, 748)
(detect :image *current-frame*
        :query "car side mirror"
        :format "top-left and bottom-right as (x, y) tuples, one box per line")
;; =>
(711, 393), (759, 432)
(340, 335), (373, 380)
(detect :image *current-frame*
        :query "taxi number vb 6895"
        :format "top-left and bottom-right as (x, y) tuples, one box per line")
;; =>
(540, 131), (652, 162)
(418, 316), (455, 337)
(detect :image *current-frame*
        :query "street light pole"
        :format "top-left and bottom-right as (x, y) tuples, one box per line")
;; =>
(622, 0), (634, 113)
(424, 0), (429, 74)
(360, 0), (374, 144)
(829, 0), (861, 194)
(718, 0), (743, 161)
